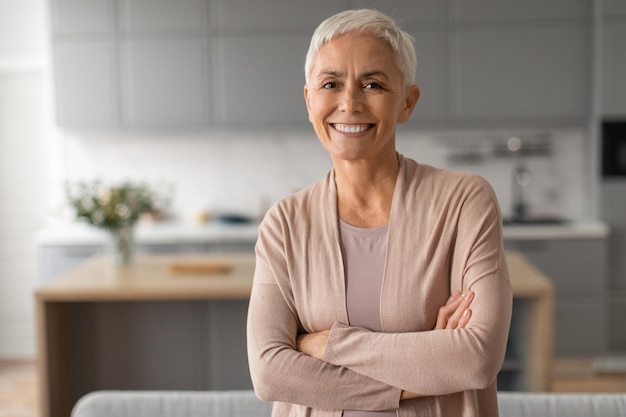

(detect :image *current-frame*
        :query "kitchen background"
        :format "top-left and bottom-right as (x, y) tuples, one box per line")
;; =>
(1, 0), (625, 365)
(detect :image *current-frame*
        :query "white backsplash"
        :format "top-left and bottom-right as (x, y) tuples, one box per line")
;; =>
(52, 126), (590, 224)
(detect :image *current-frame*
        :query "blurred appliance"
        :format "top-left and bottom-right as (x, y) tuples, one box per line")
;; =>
(602, 120), (626, 176)
(601, 120), (626, 351)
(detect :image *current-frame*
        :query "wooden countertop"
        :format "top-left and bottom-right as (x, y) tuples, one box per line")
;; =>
(35, 253), (256, 301)
(35, 251), (552, 302)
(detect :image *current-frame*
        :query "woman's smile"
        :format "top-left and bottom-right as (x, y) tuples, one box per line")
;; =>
(331, 123), (374, 134)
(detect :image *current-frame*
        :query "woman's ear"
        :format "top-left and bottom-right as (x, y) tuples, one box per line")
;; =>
(303, 84), (313, 123)
(397, 84), (420, 124)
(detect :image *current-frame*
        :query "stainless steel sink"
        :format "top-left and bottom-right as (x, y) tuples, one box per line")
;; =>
(503, 216), (569, 226)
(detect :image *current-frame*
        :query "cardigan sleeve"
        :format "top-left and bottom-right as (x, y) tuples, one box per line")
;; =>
(246, 212), (402, 411)
(322, 176), (513, 397)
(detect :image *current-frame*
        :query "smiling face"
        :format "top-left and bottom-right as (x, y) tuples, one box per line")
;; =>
(304, 32), (419, 164)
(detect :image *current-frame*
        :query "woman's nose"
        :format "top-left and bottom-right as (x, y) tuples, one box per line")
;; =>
(339, 86), (364, 113)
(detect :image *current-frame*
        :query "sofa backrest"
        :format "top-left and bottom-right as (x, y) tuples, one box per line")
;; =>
(72, 390), (626, 417)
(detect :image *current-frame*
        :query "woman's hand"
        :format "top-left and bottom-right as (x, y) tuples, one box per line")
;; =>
(401, 290), (474, 400)
(434, 290), (474, 330)
(296, 329), (330, 360)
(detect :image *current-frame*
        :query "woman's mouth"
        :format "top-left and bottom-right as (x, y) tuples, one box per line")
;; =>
(332, 123), (373, 134)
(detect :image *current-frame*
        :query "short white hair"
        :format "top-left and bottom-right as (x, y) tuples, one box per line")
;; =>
(304, 9), (417, 89)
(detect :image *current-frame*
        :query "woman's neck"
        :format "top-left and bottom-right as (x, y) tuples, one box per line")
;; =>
(333, 153), (399, 228)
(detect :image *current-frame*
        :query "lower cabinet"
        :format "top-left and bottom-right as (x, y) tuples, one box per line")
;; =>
(498, 299), (529, 391)
(69, 300), (252, 392)
(504, 237), (609, 356)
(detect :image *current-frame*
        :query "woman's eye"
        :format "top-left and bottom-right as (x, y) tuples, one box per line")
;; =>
(365, 82), (382, 89)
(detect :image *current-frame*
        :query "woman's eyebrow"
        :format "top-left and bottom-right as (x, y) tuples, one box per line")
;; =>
(361, 70), (389, 80)
(314, 69), (389, 80)
(316, 69), (343, 78)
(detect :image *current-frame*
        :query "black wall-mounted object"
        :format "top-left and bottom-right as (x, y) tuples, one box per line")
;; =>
(602, 120), (626, 177)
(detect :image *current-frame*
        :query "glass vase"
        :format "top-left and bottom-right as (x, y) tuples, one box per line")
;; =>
(108, 225), (134, 267)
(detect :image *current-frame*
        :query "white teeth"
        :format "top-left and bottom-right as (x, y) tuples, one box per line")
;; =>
(334, 123), (370, 133)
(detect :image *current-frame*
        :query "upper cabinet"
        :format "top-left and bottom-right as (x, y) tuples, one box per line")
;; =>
(603, 2), (626, 117)
(49, 0), (605, 130)
(215, 0), (345, 30)
(445, 0), (592, 127)
(51, 0), (116, 34)
(49, 0), (342, 130)
(448, 25), (590, 125)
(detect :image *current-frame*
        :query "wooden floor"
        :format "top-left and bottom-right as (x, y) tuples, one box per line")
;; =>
(1, 358), (625, 417)
(0, 361), (39, 417)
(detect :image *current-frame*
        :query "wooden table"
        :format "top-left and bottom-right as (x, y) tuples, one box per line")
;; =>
(505, 251), (555, 392)
(35, 251), (553, 417)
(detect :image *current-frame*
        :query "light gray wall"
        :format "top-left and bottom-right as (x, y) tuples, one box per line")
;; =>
(0, 0), (48, 358)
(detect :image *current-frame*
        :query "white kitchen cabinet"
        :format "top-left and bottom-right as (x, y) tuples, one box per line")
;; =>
(52, 41), (119, 128)
(120, 38), (210, 128)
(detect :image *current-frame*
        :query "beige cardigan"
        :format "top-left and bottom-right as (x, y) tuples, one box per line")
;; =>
(247, 154), (512, 417)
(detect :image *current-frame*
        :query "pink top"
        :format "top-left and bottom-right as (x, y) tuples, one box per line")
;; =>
(339, 220), (395, 417)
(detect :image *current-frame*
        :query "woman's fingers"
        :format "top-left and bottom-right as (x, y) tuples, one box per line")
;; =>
(434, 290), (474, 330)
(446, 291), (474, 329)
(434, 290), (460, 329)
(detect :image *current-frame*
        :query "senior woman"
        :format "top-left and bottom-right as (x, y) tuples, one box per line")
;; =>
(247, 8), (512, 417)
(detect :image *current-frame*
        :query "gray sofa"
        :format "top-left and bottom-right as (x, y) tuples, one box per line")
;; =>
(71, 390), (626, 417)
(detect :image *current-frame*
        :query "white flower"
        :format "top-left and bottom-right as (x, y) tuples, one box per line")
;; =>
(80, 196), (95, 211)
(92, 210), (105, 224)
(115, 203), (131, 219)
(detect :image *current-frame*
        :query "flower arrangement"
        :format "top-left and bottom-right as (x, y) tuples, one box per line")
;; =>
(65, 180), (171, 265)
(65, 180), (162, 230)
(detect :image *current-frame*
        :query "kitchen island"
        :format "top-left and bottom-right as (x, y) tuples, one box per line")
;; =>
(35, 251), (553, 417)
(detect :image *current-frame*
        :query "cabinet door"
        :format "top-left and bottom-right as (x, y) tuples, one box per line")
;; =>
(449, 25), (590, 123)
(404, 31), (446, 126)
(556, 299), (607, 356)
(451, 0), (589, 21)
(608, 295), (626, 350)
(51, 0), (115, 34)
(603, 18), (626, 116)
(52, 41), (119, 128)
(215, 0), (344, 30)
(214, 35), (310, 127)
(119, 0), (207, 33)
(351, 0), (445, 25)
(71, 301), (203, 390)
(203, 300), (252, 389)
(505, 239), (607, 297)
(120, 38), (210, 128)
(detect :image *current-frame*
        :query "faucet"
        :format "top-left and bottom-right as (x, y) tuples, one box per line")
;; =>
(512, 161), (532, 220)
(507, 136), (532, 221)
